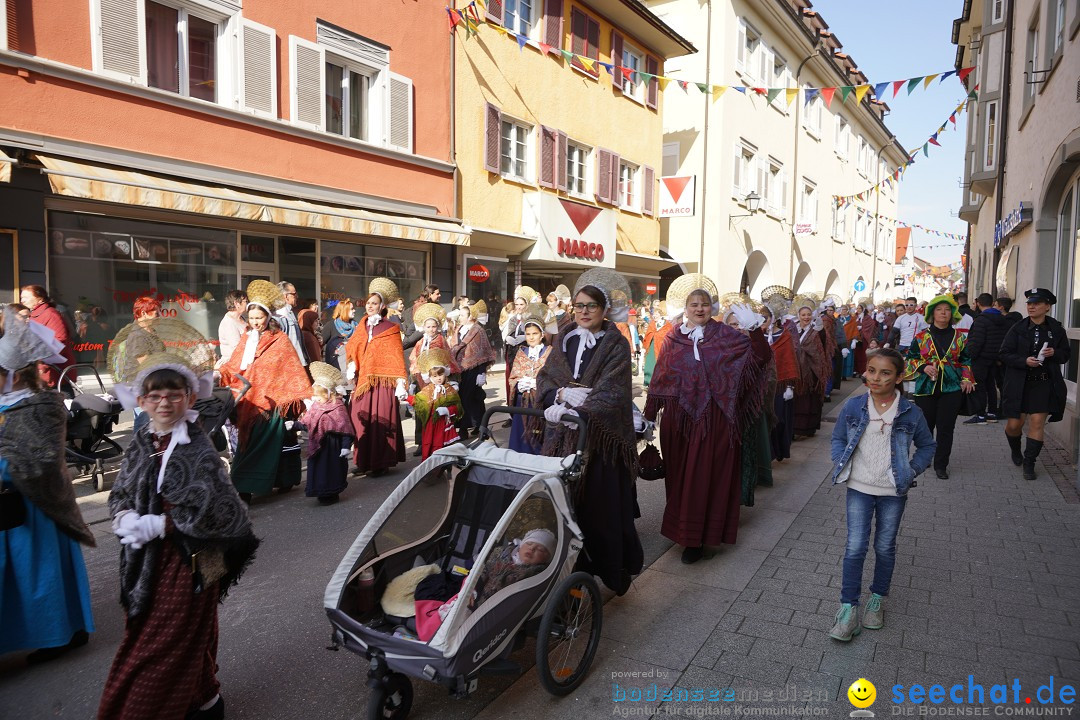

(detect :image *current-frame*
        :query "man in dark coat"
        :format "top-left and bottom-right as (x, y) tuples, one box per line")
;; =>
(964, 293), (1009, 424)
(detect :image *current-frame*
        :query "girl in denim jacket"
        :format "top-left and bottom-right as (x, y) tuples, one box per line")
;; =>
(828, 349), (936, 642)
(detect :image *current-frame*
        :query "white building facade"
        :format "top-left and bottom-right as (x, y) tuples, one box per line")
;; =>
(645, 0), (907, 302)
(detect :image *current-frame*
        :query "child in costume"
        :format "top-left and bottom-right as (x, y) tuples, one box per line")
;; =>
(300, 361), (354, 505)
(507, 305), (551, 454)
(409, 348), (464, 460)
(99, 329), (258, 720)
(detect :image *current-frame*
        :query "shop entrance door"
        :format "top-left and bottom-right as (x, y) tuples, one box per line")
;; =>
(0, 229), (15, 302)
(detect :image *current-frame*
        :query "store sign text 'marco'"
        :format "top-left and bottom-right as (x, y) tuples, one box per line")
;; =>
(556, 237), (605, 262)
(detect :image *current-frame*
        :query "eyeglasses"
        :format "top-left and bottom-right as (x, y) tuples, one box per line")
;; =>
(142, 392), (187, 405)
(904, 304), (916, 308)
(572, 302), (601, 312)
(284, 292), (297, 297)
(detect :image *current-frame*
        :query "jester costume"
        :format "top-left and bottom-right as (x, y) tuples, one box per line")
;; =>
(345, 317), (407, 474)
(410, 383), (463, 459)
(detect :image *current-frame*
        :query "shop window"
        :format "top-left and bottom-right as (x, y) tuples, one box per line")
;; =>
(144, 0), (218, 102)
(320, 239), (427, 312)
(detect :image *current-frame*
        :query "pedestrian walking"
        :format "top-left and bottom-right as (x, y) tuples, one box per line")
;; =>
(828, 348), (936, 642)
(838, 305), (856, 378)
(99, 348), (258, 720)
(0, 306), (96, 664)
(20, 285), (75, 388)
(761, 303), (798, 462)
(409, 348), (463, 460)
(300, 362), (353, 505)
(964, 293), (1008, 424)
(903, 294), (975, 479)
(215, 289), (248, 368)
(791, 296), (829, 438)
(537, 268), (643, 593)
(407, 303), (452, 455)
(274, 281), (307, 366)
(298, 301), (323, 367)
(345, 278), (408, 477)
(507, 305), (550, 454)
(1000, 288), (1071, 480)
(851, 302), (876, 376)
(448, 299), (496, 437)
(323, 299), (357, 375)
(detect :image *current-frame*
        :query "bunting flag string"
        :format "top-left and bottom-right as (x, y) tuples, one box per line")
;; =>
(864, 211), (969, 243)
(831, 97), (971, 205)
(447, 4), (975, 104)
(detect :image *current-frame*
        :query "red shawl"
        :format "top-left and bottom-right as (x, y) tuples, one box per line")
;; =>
(300, 396), (352, 458)
(298, 309), (323, 364)
(642, 320), (673, 358)
(820, 314), (837, 361)
(843, 316), (859, 343)
(448, 324), (496, 371)
(859, 313), (877, 344)
(790, 323), (827, 395)
(345, 318), (406, 396)
(408, 333), (452, 378)
(508, 344), (551, 405)
(219, 329), (311, 448)
(768, 329), (799, 384)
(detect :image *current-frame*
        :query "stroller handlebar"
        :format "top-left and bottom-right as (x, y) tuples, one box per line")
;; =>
(478, 405), (588, 456)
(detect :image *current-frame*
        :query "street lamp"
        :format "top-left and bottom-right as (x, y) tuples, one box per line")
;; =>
(730, 191), (761, 226)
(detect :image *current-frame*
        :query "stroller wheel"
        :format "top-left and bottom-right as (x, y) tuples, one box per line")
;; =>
(366, 672), (413, 720)
(536, 571), (602, 696)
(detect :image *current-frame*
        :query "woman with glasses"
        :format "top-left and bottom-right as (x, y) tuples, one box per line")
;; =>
(218, 280), (312, 501)
(535, 269), (643, 594)
(645, 275), (771, 564)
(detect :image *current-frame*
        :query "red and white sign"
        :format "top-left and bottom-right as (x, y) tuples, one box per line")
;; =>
(467, 264), (490, 283)
(658, 176), (696, 217)
(522, 194), (615, 268)
(645, 283), (658, 295)
(793, 222), (816, 237)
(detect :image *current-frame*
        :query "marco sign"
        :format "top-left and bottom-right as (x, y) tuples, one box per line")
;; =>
(658, 176), (695, 217)
(522, 193), (616, 268)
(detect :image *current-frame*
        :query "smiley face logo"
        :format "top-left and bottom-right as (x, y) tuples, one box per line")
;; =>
(847, 678), (876, 708)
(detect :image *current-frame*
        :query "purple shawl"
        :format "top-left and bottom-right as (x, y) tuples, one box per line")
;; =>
(301, 397), (353, 458)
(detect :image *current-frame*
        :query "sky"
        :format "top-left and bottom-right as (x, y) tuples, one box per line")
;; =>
(813, 0), (970, 267)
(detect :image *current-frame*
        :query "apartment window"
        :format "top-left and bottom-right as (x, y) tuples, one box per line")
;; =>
(765, 158), (785, 214)
(325, 62), (370, 141)
(991, 0), (1004, 23)
(662, 142), (680, 177)
(803, 83), (822, 136)
(567, 141), (590, 196)
(1052, 0), (1065, 54)
(622, 44), (645, 103)
(733, 142), (756, 198)
(570, 8), (600, 77)
(757, 44), (772, 86)
(832, 204), (847, 242)
(799, 179), (818, 225)
(984, 100), (998, 169)
(619, 161), (639, 210)
(835, 116), (849, 159)
(500, 118), (532, 181)
(145, 1), (218, 102)
(504, 0), (534, 36)
(771, 54), (788, 109)
(736, 20), (761, 80)
(1026, 16), (1040, 103)
(855, 210), (866, 250)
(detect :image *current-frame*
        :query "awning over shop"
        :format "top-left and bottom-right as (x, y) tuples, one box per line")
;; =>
(0, 149), (13, 183)
(615, 250), (679, 275)
(34, 153), (470, 246)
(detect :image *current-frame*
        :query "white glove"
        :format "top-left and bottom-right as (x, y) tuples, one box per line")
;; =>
(559, 408), (580, 428)
(436, 406), (451, 418)
(812, 316), (824, 332)
(420, 373), (429, 383)
(517, 377), (536, 392)
(476, 373), (487, 386)
(642, 422), (656, 442)
(850, 339), (858, 350)
(303, 398), (314, 410)
(876, 312), (885, 323)
(783, 387), (794, 401)
(117, 513), (165, 550)
(842, 348), (850, 358)
(339, 447), (352, 458)
(449, 381), (459, 390)
(285, 420), (295, 431)
(883, 343), (891, 349)
(560, 387), (591, 408)
(544, 403), (568, 425)
(505, 335), (524, 346)
(346, 361), (356, 381)
(113, 510), (139, 536)
(395, 378), (408, 401)
(730, 304), (763, 331)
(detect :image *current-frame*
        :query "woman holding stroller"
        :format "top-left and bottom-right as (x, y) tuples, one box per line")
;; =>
(536, 269), (643, 595)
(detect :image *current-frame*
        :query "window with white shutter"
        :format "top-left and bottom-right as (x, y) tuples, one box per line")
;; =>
(240, 19), (277, 117)
(290, 35), (325, 130)
(92, 0), (146, 83)
(387, 72), (413, 153)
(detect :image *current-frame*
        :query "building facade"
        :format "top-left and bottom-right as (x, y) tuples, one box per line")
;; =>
(644, 0), (906, 303)
(954, 0), (1080, 455)
(0, 0), (462, 351)
(455, 0), (694, 305)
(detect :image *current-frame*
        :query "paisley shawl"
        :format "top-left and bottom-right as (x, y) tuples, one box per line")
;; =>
(790, 322), (827, 395)
(448, 324), (497, 372)
(408, 333), (453, 379)
(345, 319), (407, 396)
(300, 396), (353, 459)
(508, 344), (551, 406)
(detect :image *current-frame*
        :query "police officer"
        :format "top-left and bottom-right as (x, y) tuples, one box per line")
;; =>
(1000, 288), (1072, 480)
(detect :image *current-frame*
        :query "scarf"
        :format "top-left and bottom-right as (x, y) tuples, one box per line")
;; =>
(300, 396), (353, 458)
(409, 333), (451, 378)
(0, 390), (94, 546)
(334, 318), (357, 340)
(108, 422), (259, 618)
(508, 344), (550, 406)
(412, 382), (461, 425)
(791, 322), (827, 395)
(345, 318), (406, 396)
(562, 327), (606, 378)
(449, 324), (497, 372)
(766, 328), (799, 384)
(239, 328), (259, 370)
(644, 320), (770, 439)
(678, 321), (706, 361)
(154, 409), (199, 491)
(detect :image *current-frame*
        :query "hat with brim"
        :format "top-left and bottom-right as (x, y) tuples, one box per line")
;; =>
(413, 302), (446, 328)
(924, 294), (961, 324)
(1024, 287), (1057, 305)
(309, 361), (344, 392)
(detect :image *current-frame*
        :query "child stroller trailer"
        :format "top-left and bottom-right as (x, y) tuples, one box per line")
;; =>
(325, 406), (601, 720)
(57, 363), (124, 492)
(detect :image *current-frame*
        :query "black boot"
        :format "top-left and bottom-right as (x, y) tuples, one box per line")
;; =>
(1022, 439), (1043, 481)
(1006, 433), (1023, 466)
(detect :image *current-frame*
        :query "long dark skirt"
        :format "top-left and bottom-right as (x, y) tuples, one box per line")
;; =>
(770, 390), (794, 461)
(350, 385), (406, 474)
(232, 414), (300, 496)
(458, 367), (488, 432)
(793, 391), (823, 436)
(575, 454), (643, 596)
(306, 433), (350, 500)
(854, 342), (868, 375)
(508, 394), (541, 454)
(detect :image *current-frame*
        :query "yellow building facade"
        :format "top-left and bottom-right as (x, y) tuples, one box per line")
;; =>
(454, 0), (695, 303)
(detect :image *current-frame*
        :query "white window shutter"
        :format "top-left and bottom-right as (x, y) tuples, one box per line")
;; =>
(643, 165), (655, 216)
(756, 156), (767, 205)
(732, 144), (741, 197)
(289, 35), (324, 130)
(93, 0), (146, 83)
(0, 0), (7, 51)
(736, 21), (746, 71)
(239, 19), (277, 117)
(780, 170), (789, 214)
(388, 72), (414, 153)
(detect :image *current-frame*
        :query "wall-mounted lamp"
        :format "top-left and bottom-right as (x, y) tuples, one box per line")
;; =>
(729, 192), (761, 228)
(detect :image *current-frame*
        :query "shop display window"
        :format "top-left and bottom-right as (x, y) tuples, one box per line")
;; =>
(320, 239), (427, 314)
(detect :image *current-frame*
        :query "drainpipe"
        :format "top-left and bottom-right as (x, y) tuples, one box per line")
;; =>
(991, 0), (1014, 289)
(697, 0), (713, 273)
(869, 141), (889, 301)
(788, 42), (822, 287)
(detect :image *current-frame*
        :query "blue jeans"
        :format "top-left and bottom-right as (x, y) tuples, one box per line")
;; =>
(842, 488), (907, 605)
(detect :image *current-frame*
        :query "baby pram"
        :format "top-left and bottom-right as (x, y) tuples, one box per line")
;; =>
(57, 363), (124, 492)
(325, 406), (601, 720)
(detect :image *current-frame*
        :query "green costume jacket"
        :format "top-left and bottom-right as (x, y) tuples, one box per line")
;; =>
(903, 327), (975, 395)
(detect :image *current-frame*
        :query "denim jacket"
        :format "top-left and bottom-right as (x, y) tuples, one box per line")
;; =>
(830, 394), (937, 496)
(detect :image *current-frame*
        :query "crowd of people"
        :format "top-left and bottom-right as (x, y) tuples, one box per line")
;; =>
(0, 271), (1071, 717)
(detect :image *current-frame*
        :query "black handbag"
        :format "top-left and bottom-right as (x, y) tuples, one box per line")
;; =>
(0, 487), (27, 531)
(637, 443), (665, 481)
(957, 390), (979, 417)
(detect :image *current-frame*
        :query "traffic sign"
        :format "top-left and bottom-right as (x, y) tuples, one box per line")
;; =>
(853, 279), (866, 293)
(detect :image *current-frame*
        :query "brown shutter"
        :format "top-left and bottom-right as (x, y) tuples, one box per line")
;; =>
(646, 55), (659, 109)
(539, 126), (556, 188)
(486, 0), (504, 24)
(611, 31), (624, 91)
(610, 153), (621, 205)
(543, 0), (563, 53)
(596, 149), (611, 203)
(484, 103), (501, 173)
(587, 17), (600, 61)
(643, 165), (655, 215)
(570, 8), (585, 55)
(556, 131), (568, 191)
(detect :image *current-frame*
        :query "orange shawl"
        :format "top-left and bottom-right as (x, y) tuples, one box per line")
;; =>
(769, 329), (799, 384)
(843, 316), (859, 343)
(345, 318), (406, 396)
(219, 329), (311, 449)
(616, 322), (634, 355)
(643, 321), (673, 358)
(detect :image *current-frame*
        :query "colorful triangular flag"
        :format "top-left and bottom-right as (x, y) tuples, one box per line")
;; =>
(658, 77), (671, 91)
(907, 77), (923, 94)
(839, 86), (854, 103)
(516, 33), (528, 50)
(892, 80), (905, 98)
(712, 85), (727, 102)
(579, 56), (595, 72)
(923, 73), (939, 88)
(929, 136), (941, 146)
(956, 66), (975, 84)
(560, 49), (574, 62)
(820, 87), (836, 107)
(854, 84), (870, 103)
(785, 88), (799, 106)
(873, 82), (888, 100)
(766, 88), (783, 103)
(696, 82), (709, 93)
(804, 88), (819, 105)
(939, 70), (956, 82)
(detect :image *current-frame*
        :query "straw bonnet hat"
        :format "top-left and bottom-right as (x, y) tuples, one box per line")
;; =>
(719, 292), (751, 318)
(551, 284), (571, 304)
(666, 273), (719, 319)
(513, 285), (539, 304)
(246, 279), (284, 314)
(469, 299), (488, 321)
(791, 294), (818, 314)
(520, 305), (548, 330)
(309, 361), (344, 392)
(417, 347), (454, 375)
(760, 285), (794, 304)
(368, 277), (401, 308)
(573, 268), (631, 323)
(107, 318), (216, 409)
(413, 302), (446, 328)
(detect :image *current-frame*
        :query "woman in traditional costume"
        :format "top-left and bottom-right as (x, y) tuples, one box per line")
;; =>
(545, 284), (574, 340)
(99, 345), (257, 720)
(448, 299), (496, 437)
(300, 362), (353, 505)
(19, 285), (75, 388)
(298, 304), (323, 367)
(760, 301), (799, 462)
(789, 295), (829, 438)
(345, 278), (409, 477)
(502, 286), (538, 403)
(838, 305), (856, 378)
(852, 302), (876, 376)
(0, 307), (95, 664)
(406, 303), (451, 455)
(645, 276), (771, 563)
(641, 300), (672, 388)
(410, 348), (464, 459)
(507, 306), (551, 454)
(217, 280), (311, 500)
(536, 269), (644, 594)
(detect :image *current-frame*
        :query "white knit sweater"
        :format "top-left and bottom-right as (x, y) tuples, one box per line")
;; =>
(839, 392), (900, 496)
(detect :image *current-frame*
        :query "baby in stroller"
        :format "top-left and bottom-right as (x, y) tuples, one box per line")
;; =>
(470, 528), (555, 609)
